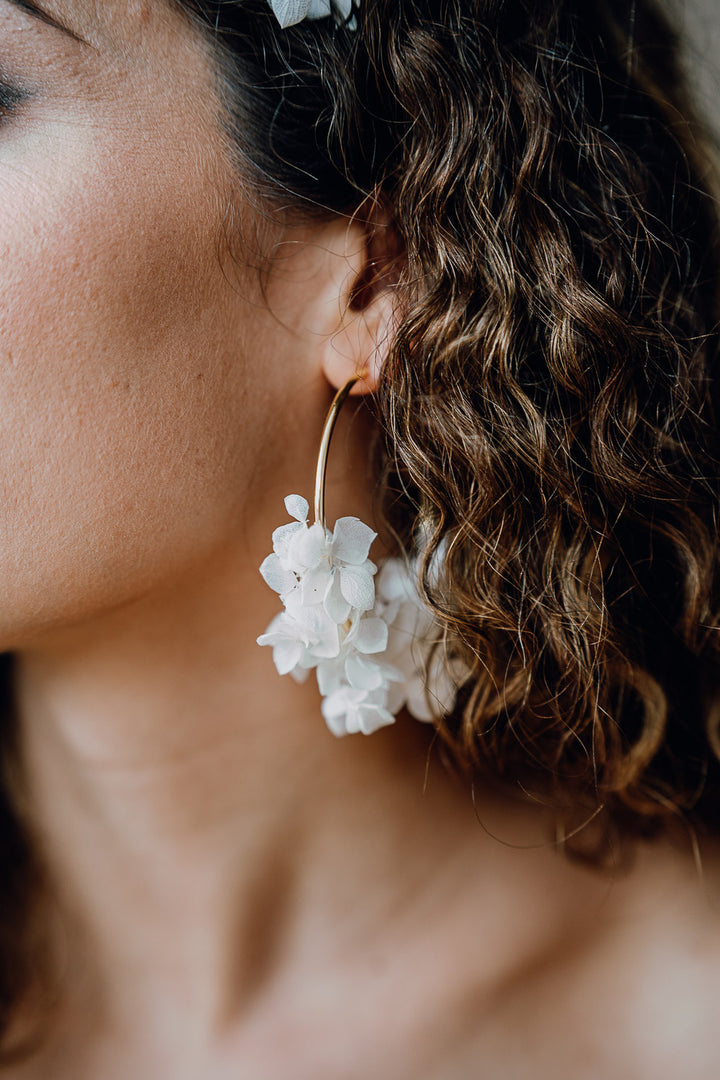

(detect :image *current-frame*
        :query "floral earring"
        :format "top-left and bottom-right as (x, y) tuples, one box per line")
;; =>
(257, 377), (462, 736)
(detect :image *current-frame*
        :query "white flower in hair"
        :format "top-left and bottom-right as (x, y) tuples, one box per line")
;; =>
(258, 494), (465, 737)
(268, 0), (354, 28)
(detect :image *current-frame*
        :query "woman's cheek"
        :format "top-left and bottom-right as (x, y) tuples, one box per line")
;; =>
(0, 101), (252, 636)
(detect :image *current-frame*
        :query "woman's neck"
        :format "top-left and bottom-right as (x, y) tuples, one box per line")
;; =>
(9, 544), (640, 1070)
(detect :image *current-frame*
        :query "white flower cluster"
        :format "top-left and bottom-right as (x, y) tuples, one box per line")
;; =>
(257, 495), (461, 736)
(268, 0), (354, 29)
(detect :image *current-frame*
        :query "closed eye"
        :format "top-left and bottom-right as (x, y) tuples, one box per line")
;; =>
(0, 80), (26, 118)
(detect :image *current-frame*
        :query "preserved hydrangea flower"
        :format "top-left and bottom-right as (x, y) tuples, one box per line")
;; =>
(257, 495), (464, 736)
(268, 0), (354, 29)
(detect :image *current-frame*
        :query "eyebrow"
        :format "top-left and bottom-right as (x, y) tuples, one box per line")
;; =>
(3, 0), (86, 43)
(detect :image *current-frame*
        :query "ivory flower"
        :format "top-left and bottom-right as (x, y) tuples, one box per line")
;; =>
(268, 0), (354, 29)
(258, 496), (465, 736)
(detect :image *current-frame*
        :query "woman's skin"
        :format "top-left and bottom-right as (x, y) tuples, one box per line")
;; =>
(2, 1), (720, 1077)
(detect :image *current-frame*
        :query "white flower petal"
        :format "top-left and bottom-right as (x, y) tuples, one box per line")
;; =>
(378, 557), (424, 605)
(308, 623), (341, 660)
(306, 0), (334, 17)
(332, 517), (377, 565)
(289, 522), (327, 571)
(323, 710), (350, 738)
(342, 710), (360, 735)
(427, 537), (448, 590)
(353, 616), (388, 654)
(301, 567), (333, 606)
(280, 599), (338, 660)
(284, 494), (309, 523)
(298, 603), (335, 637)
(256, 612), (290, 646)
(323, 573), (351, 623)
(316, 659), (345, 696)
(323, 715), (345, 737)
(405, 683), (434, 721)
(384, 602), (428, 661)
(403, 651), (461, 722)
(321, 686), (365, 737)
(272, 521), (303, 560)
(339, 565), (375, 612)
(272, 639), (304, 676)
(425, 652), (467, 716)
(385, 634), (420, 678)
(259, 553), (297, 596)
(322, 684), (397, 737)
(386, 679), (407, 715)
(357, 705), (395, 735)
(345, 654), (385, 691)
(268, 0), (352, 28)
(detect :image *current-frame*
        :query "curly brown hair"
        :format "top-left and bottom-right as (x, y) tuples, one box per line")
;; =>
(175, 0), (720, 850)
(373, 1), (720, 852)
(376, 0), (720, 851)
(2, 0), (720, 1056)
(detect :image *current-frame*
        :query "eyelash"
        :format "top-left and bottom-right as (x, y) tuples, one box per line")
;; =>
(0, 80), (26, 119)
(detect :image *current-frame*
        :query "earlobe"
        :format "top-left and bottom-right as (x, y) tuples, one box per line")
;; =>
(322, 291), (396, 395)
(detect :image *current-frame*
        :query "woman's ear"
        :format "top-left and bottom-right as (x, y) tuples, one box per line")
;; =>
(319, 208), (402, 395)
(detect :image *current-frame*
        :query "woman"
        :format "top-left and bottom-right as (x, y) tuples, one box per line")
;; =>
(1, 0), (720, 1073)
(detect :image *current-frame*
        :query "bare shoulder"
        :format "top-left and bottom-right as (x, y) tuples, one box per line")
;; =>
(445, 842), (720, 1080)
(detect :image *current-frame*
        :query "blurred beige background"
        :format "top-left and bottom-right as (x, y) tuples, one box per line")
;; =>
(680, 0), (720, 135)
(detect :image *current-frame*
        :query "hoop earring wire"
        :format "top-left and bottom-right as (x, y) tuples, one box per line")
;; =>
(257, 375), (464, 736)
(314, 376), (359, 530)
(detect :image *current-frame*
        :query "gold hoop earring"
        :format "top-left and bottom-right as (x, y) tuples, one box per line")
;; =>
(257, 377), (462, 736)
